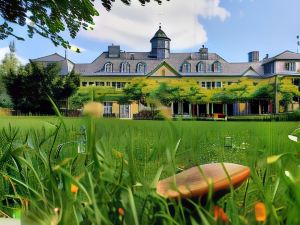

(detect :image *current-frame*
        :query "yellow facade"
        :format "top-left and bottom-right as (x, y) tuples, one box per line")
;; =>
(79, 61), (299, 118)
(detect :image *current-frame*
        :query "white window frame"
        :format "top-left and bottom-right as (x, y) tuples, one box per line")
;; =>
(104, 62), (113, 72)
(121, 62), (130, 73)
(104, 102), (113, 115)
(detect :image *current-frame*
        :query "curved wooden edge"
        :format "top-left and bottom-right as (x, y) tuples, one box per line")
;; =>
(156, 163), (251, 199)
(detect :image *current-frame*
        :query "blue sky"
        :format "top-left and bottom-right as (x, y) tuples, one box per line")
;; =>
(1, 0), (300, 64)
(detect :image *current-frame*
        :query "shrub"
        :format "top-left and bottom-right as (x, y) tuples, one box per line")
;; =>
(133, 110), (164, 120)
(0, 92), (13, 108)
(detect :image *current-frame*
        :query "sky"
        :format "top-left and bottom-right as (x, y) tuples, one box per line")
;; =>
(1, 0), (300, 64)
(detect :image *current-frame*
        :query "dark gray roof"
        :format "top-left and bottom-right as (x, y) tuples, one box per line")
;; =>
(150, 26), (171, 41)
(31, 53), (74, 75)
(31, 50), (300, 78)
(262, 50), (300, 64)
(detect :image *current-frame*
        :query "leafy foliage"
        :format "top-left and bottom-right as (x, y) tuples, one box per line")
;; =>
(0, 0), (169, 48)
(279, 78), (300, 111)
(3, 62), (80, 114)
(0, 51), (21, 108)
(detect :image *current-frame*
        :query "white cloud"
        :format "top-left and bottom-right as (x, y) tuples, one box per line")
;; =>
(81, 0), (230, 51)
(0, 47), (28, 65)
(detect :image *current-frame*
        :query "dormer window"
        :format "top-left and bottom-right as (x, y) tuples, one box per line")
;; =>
(121, 62), (130, 73)
(197, 61), (206, 72)
(212, 61), (222, 73)
(285, 62), (296, 71)
(104, 62), (113, 72)
(181, 62), (191, 73)
(136, 62), (146, 73)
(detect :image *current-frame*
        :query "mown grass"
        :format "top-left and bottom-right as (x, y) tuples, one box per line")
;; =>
(0, 116), (299, 224)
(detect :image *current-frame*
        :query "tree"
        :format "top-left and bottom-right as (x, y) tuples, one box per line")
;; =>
(3, 62), (80, 114)
(0, 42), (19, 108)
(279, 78), (300, 112)
(122, 78), (206, 107)
(212, 78), (257, 103)
(0, 0), (168, 49)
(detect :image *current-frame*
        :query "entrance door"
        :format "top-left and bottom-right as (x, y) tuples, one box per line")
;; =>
(120, 104), (131, 118)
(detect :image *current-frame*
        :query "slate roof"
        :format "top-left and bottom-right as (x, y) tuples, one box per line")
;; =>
(31, 51), (266, 77)
(262, 50), (300, 64)
(31, 53), (74, 75)
(150, 26), (171, 41)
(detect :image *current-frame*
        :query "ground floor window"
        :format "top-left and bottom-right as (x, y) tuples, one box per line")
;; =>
(120, 104), (131, 118)
(95, 82), (105, 86)
(104, 102), (113, 114)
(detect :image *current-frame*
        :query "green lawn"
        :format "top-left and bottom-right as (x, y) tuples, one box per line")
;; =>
(0, 116), (299, 177)
(0, 116), (299, 224)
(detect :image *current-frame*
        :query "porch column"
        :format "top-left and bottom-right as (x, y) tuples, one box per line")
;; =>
(189, 104), (192, 116)
(206, 103), (209, 115)
(258, 100), (262, 114)
(179, 102), (183, 115)
(171, 102), (174, 115)
(196, 104), (199, 117)
(224, 103), (228, 115)
(211, 103), (214, 114)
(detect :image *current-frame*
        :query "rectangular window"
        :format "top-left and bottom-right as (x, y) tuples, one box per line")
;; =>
(201, 82), (206, 88)
(216, 82), (222, 88)
(95, 82), (99, 86)
(206, 82), (211, 89)
(112, 82), (116, 87)
(104, 102), (113, 115)
(116, 82), (121, 89)
(106, 82), (111, 86)
(82, 82), (87, 87)
(100, 82), (105, 86)
(212, 82), (215, 88)
(89, 82), (94, 86)
(285, 62), (296, 71)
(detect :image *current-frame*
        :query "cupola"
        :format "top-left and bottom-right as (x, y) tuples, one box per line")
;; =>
(150, 26), (171, 59)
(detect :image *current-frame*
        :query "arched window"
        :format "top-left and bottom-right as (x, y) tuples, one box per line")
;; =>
(104, 62), (113, 72)
(120, 62), (130, 73)
(197, 61), (206, 72)
(181, 62), (191, 73)
(212, 61), (222, 73)
(136, 62), (146, 73)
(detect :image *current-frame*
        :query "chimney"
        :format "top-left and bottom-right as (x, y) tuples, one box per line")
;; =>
(199, 45), (208, 60)
(108, 44), (120, 58)
(248, 51), (259, 62)
(130, 53), (135, 60)
(263, 54), (269, 60)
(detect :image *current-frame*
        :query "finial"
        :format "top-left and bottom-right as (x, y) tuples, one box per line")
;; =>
(159, 22), (162, 29)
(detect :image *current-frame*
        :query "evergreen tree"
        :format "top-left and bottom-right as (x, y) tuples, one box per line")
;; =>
(3, 62), (80, 114)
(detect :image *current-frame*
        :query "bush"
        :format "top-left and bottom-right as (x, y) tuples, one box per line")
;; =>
(0, 92), (13, 108)
(69, 92), (91, 109)
(133, 110), (165, 120)
(228, 111), (300, 121)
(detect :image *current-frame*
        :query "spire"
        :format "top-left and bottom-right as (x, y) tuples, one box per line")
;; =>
(9, 40), (16, 53)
